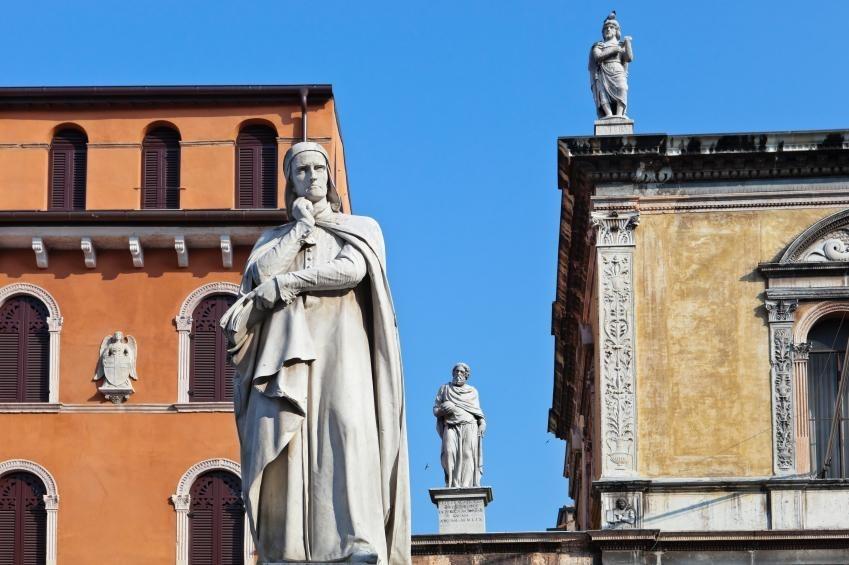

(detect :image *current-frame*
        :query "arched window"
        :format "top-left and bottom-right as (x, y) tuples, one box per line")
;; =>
(189, 470), (244, 565)
(189, 294), (236, 402)
(0, 296), (49, 402)
(808, 315), (849, 478)
(0, 471), (47, 563)
(141, 126), (181, 209)
(235, 124), (277, 208)
(48, 128), (87, 210)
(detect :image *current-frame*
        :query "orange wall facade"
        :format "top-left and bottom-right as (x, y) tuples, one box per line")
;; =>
(0, 98), (350, 211)
(0, 91), (348, 564)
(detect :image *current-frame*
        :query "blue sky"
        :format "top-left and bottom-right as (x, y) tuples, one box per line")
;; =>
(4, 0), (849, 534)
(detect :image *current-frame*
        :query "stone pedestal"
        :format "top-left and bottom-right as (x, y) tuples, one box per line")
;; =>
(429, 487), (493, 534)
(594, 116), (634, 136)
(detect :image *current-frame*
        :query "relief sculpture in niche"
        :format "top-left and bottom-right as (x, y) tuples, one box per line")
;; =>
(600, 254), (635, 471)
(94, 331), (138, 404)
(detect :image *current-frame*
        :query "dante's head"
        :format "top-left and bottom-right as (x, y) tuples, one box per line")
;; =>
(452, 362), (471, 386)
(282, 142), (342, 214)
(602, 12), (621, 40)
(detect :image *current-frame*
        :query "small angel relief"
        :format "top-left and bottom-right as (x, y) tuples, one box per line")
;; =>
(94, 331), (138, 404)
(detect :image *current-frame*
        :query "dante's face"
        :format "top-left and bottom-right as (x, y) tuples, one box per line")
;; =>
(452, 366), (469, 386)
(291, 151), (329, 203)
(603, 23), (617, 40)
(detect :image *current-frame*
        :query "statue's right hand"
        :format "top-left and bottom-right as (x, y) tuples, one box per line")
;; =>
(292, 197), (315, 227)
(252, 279), (278, 310)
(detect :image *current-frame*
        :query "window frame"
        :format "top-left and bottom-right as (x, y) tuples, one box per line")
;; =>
(0, 459), (59, 565)
(0, 285), (62, 407)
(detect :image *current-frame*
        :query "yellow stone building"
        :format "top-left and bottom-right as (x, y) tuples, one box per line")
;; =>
(549, 130), (849, 561)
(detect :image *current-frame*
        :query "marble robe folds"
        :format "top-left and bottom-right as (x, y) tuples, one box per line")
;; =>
(589, 40), (629, 116)
(434, 383), (484, 488)
(221, 214), (410, 564)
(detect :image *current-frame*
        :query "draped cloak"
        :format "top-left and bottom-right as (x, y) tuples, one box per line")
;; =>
(434, 383), (484, 488)
(221, 213), (410, 564)
(588, 39), (629, 117)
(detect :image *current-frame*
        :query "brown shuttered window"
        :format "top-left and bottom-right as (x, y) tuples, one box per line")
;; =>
(189, 294), (236, 402)
(142, 127), (181, 209)
(0, 297), (49, 403)
(0, 472), (47, 565)
(235, 125), (277, 208)
(189, 471), (244, 565)
(48, 128), (87, 210)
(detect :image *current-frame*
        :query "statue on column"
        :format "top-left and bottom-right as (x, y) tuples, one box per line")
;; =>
(433, 363), (486, 487)
(221, 142), (410, 564)
(589, 11), (634, 119)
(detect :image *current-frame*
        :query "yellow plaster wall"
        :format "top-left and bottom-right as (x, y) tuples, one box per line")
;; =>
(0, 148), (47, 209)
(635, 206), (844, 477)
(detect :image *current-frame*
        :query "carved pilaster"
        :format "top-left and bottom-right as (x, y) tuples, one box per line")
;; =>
(593, 210), (639, 477)
(766, 299), (798, 475)
(793, 341), (812, 474)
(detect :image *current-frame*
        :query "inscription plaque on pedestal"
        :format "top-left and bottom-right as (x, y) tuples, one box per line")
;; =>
(429, 486), (493, 534)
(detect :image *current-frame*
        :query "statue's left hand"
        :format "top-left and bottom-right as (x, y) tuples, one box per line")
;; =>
(478, 419), (487, 436)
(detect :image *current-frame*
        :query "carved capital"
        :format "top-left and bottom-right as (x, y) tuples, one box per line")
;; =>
(47, 316), (63, 332)
(175, 315), (192, 332)
(43, 494), (59, 510)
(794, 341), (812, 361)
(591, 211), (640, 247)
(171, 493), (191, 511)
(765, 299), (798, 323)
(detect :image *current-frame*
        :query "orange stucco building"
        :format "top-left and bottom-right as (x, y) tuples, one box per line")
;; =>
(0, 85), (349, 564)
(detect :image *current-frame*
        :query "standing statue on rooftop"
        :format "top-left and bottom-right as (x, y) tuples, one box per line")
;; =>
(221, 141), (409, 564)
(589, 11), (634, 119)
(433, 362), (486, 488)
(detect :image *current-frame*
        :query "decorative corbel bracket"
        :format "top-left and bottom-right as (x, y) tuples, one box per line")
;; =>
(32, 237), (48, 269)
(220, 235), (233, 269)
(80, 237), (96, 268)
(174, 235), (188, 268)
(129, 236), (144, 268)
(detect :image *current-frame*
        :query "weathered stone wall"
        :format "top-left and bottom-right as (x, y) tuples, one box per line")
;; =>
(635, 206), (842, 477)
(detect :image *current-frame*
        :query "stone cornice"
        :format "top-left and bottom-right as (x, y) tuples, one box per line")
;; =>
(559, 130), (849, 188)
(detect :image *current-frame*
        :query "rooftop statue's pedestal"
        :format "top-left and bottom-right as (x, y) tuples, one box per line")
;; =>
(594, 116), (634, 136)
(429, 486), (494, 534)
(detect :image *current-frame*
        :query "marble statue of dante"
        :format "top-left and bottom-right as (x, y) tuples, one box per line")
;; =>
(433, 363), (486, 488)
(220, 142), (410, 564)
(588, 11), (634, 119)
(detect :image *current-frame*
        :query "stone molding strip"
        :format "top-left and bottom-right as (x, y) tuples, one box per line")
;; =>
(0, 403), (233, 413)
(591, 191), (849, 215)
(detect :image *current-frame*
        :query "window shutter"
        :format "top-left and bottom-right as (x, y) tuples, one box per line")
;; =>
(142, 127), (180, 209)
(189, 295), (236, 402)
(236, 147), (255, 208)
(189, 471), (244, 565)
(236, 125), (277, 208)
(0, 297), (49, 403)
(0, 472), (47, 565)
(49, 129), (87, 211)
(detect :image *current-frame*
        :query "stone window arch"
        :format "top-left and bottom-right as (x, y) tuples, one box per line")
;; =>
(0, 459), (59, 565)
(792, 302), (849, 476)
(175, 282), (239, 404)
(170, 458), (253, 565)
(0, 284), (62, 404)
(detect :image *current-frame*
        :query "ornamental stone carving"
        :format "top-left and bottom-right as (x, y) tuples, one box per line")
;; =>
(780, 209), (849, 263)
(592, 209), (639, 476)
(94, 331), (138, 404)
(765, 298), (798, 475)
(766, 299), (799, 323)
(772, 328), (795, 471)
(591, 210), (640, 247)
(601, 491), (641, 530)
